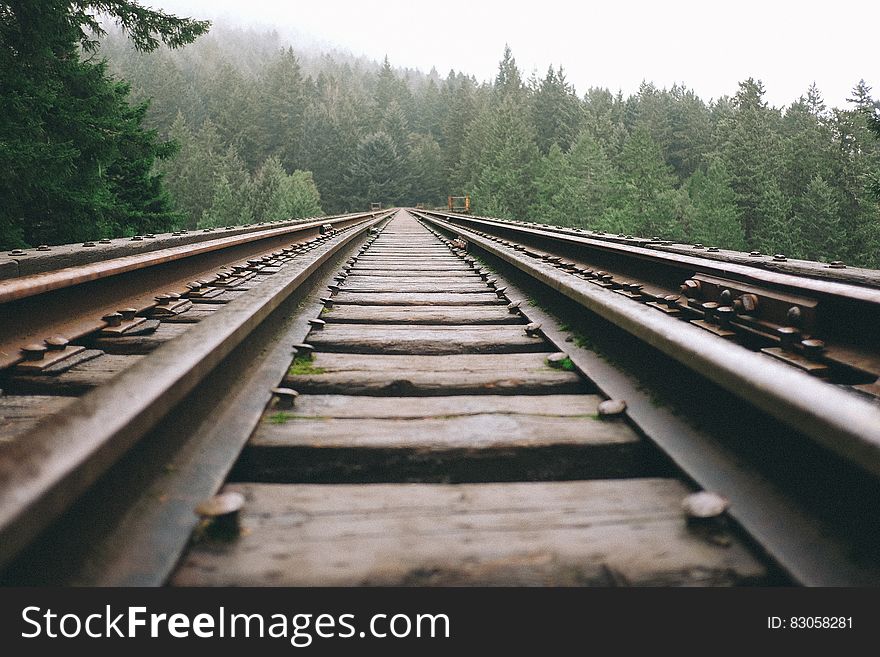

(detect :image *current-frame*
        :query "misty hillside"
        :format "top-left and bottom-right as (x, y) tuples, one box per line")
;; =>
(5, 15), (880, 268)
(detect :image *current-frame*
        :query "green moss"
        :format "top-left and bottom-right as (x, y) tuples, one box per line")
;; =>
(288, 352), (325, 375)
(545, 355), (576, 372)
(266, 412), (321, 422)
(268, 412), (292, 424)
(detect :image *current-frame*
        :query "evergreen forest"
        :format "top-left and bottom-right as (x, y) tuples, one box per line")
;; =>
(3, 4), (880, 268)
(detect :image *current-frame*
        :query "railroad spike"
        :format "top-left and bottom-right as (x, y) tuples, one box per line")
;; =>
(271, 387), (300, 409)
(524, 322), (542, 337)
(546, 352), (570, 369)
(195, 492), (244, 536)
(597, 399), (627, 418)
(102, 312), (123, 326)
(21, 344), (48, 361)
(44, 336), (69, 350)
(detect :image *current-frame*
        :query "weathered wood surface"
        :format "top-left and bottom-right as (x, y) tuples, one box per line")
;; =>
(239, 394), (644, 482)
(362, 249), (452, 255)
(336, 281), (489, 293)
(0, 395), (77, 444)
(322, 305), (521, 325)
(356, 255), (465, 269)
(269, 394), (601, 418)
(256, 394), (632, 446)
(159, 306), (221, 323)
(7, 354), (146, 395)
(350, 265), (472, 274)
(284, 353), (586, 395)
(307, 324), (548, 354)
(89, 322), (192, 354)
(171, 479), (767, 586)
(342, 274), (479, 284)
(329, 292), (502, 306)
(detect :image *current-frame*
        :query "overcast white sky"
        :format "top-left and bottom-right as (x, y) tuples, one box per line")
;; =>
(146, 0), (877, 108)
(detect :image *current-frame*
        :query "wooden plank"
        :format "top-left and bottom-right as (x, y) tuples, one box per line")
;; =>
(365, 248), (451, 253)
(342, 275), (483, 285)
(322, 305), (520, 325)
(171, 479), (767, 586)
(284, 353), (586, 395)
(0, 395), (77, 444)
(7, 354), (146, 395)
(89, 322), (193, 354)
(159, 306), (222, 323)
(357, 253), (460, 259)
(307, 324), (548, 354)
(330, 292), (502, 306)
(272, 394), (602, 418)
(237, 394), (644, 482)
(354, 260), (465, 268)
(336, 282), (489, 293)
(349, 269), (473, 277)
(354, 257), (472, 272)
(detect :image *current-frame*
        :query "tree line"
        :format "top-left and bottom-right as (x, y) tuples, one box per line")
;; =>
(3, 9), (880, 269)
(98, 28), (880, 268)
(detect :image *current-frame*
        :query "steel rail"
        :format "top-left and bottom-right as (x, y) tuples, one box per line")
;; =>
(0, 212), (378, 303)
(416, 220), (879, 586)
(422, 211), (880, 306)
(0, 212), (378, 371)
(0, 212), (389, 569)
(417, 212), (880, 479)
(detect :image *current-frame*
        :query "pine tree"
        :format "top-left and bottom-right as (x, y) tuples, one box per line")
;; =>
(199, 174), (238, 228)
(472, 96), (539, 219)
(381, 101), (411, 156)
(347, 132), (408, 208)
(795, 175), (843, 261)
(684, 160), (746, 250)
(441, 73), (481, 191)
(279, 170), (323, 219)
(567, 130), (613, 225)
(531, 144), (577, 225)
(0, 1), (208, 247)
(829, 81), (880, 264)
(299, 74), (364, 212)
(666, 85), (712, 181)
(493, 45), (524, 102)
(257, 48), (307, 171)
(406, 133), (445, 207)
(719, 79), (786, 247)
(247, 156), (287, 221)
(582, 88), (629, 158)
(603, 127), (679, 237)
(531, 66), (582, 154)
(753, 179), (799, 256)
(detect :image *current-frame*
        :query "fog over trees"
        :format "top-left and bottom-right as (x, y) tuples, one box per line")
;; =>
(3, 11), (880, 268)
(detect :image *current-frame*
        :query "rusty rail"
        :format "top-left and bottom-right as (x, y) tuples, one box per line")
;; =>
(0, 212), (381, 370)
(415, 210), (880, 477)
(0, 212), (391, 569)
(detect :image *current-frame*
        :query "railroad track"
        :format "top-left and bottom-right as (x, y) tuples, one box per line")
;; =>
(1, 209), (879, 586)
